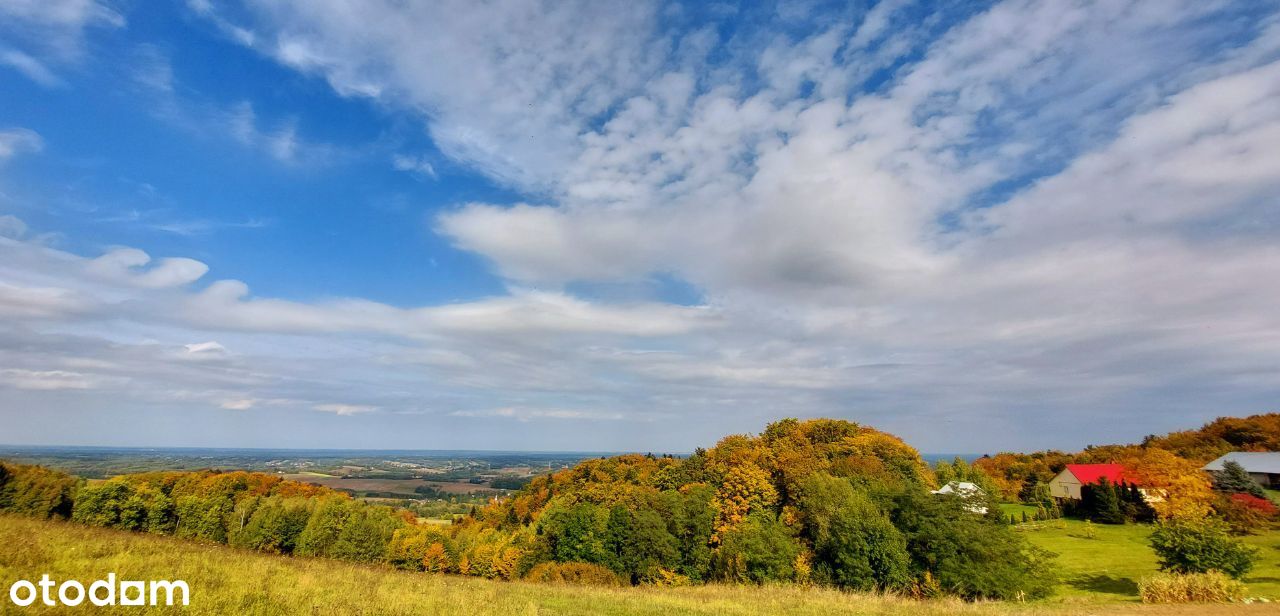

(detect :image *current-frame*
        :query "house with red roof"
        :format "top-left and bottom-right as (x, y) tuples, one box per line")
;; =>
(1047, 464), (1133, 500)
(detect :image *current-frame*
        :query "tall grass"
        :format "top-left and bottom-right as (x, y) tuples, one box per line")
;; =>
(1139, 572), (1246, 604)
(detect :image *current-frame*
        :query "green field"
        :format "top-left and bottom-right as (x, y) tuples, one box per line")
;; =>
(998, 503), (1040, 519)
(1017, 518), (1280, 602)
(2, 515), (1277, 615)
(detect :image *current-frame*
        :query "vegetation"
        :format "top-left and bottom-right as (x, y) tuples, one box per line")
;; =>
(1139, 572), (1246, 604)
(1149, 519), (1258, 579)
(1211, 461), (1268, 499)
(974, 413), (1280, 499)
(0, 419), (1053, 601)
(4, 413), (1280, 610)
(1014, 517), (1280, 601)
(1142, 414), (1280, 462)
(1, 514), (1272, 615)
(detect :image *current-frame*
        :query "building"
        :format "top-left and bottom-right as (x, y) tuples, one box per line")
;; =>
(1202, 452), (1280, 488)
(930, 481), (988, 513)
(1047, 464), (1131, 500)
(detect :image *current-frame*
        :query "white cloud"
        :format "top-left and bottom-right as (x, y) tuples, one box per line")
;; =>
(0, 215), (28, 238)
(449, 407), (626, 422)
(183, 341), (227, 355)
(313, 403), (376, 416)
(0, 128), (43, 163)
(391, 154), (436, 178)
(0, 50), (62, 87)
(85, 248), (209, 288)
(0, 0), (122, 84)
(0, 369), (96, 390)
(4, 2), (1280, 450)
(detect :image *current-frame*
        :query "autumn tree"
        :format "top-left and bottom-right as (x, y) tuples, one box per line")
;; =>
(1122, 448), (1215, 521)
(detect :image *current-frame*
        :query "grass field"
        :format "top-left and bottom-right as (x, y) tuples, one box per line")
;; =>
(2, 516), (1277, 615)
(999, 503), (1040, 519)
(1017, 518), (1280, 602)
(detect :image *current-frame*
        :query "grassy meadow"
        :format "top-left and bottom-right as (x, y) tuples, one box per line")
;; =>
(2, 515), (1277, 615)
(1015, 518), (1280, 602)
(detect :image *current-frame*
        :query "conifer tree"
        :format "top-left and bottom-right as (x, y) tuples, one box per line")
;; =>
(1212, 461), (1267, 498)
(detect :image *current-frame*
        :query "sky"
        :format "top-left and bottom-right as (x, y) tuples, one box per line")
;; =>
(0, 0), (1278, 454)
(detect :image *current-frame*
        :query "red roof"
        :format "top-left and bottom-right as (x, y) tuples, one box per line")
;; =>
(1065, 464), (1130, 485)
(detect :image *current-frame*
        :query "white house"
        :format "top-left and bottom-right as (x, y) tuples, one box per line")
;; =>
(931, 481), (987, 513)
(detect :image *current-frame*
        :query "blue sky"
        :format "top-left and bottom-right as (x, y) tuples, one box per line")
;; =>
(1, 0), (1278, 453)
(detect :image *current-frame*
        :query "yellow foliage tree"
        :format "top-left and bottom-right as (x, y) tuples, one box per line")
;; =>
(711, 462), (778, 542)
(1123, 448), (1214, 521)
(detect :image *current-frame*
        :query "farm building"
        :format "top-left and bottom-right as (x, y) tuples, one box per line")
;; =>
(1047, 464), (1134, 500)
(1202, 452), (1280, 488)
(930, 481), (988, 513)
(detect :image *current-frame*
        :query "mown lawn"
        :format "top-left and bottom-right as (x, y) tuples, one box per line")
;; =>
(1017, 518), (1280, 602)
(998, 503), (1040, 520)
(1, 514), (1276, 615)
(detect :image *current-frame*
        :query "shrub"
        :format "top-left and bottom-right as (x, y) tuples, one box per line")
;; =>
(1149, 518), (1258, 578)
(1215, 493), (1277, 535)
(523, 561), (622, 586)
(1139, 571), (1246, 603)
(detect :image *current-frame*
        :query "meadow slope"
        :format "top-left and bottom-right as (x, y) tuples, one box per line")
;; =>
(0, 515), (1274, 616)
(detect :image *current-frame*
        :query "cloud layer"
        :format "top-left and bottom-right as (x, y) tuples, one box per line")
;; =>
(2, 1), (1279, 451)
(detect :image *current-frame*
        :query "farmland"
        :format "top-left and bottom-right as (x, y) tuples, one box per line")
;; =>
(279, 473), (498, 497)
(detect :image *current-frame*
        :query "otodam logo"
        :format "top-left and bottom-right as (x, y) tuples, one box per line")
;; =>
(7, 574), (189, 607)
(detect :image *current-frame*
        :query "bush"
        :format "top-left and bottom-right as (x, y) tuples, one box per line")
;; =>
(1149, 519), (1258, 578)
(523, 561), (622, 586)
(1214, 493), (1277, 535)
(1139, 571), (1246, 603)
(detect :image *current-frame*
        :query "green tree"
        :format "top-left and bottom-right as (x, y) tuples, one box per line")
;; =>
(713, 512), (801, 584)
(1080, 478), (1125, 524)
(232, 497), (314, 554)
(1211, 461), (1267, 498)
(536, 500), (611, 565)
(296, 497), (355, 557)
(659, 486), (715, 581)
(1149, 518), (1259, 579)
(889, 490), (1057, 600)
(175, 494), (232, 543)
(331, 505), (401, 563)
(796, 474), (910, 590)
(605, 506), (679, 582)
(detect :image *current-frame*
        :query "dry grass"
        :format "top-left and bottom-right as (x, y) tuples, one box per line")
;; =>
(1139, 572), (1247, 604)
(0, 515), (1274, 615)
